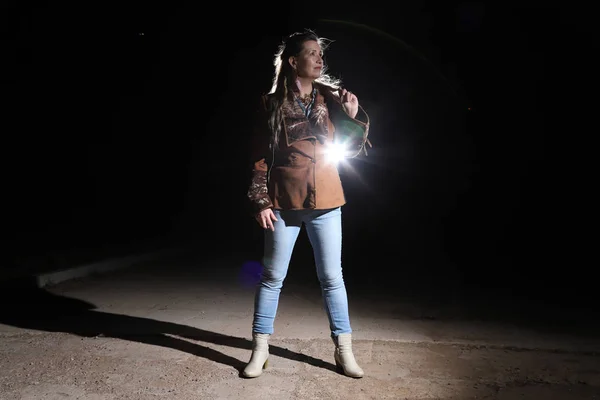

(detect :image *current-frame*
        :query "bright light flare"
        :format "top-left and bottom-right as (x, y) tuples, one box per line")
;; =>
(324, 141), (350, 164)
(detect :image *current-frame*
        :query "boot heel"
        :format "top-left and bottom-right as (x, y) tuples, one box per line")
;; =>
(335, 358), (344, 373)
(263, 359), (269, 369)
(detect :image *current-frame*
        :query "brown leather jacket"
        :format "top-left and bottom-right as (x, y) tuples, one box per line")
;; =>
(247, 84), (370, 216)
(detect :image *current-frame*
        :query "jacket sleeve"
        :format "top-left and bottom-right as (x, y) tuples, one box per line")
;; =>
(246, 96), (274, 216)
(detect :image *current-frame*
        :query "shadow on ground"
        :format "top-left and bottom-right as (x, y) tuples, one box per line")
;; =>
(0, 276), (337, 377)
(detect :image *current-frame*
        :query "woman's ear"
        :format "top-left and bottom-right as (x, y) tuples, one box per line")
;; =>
(288, 56), (297, 70)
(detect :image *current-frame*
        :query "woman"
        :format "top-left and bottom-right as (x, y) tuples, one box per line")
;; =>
(244, 29), (370, 379)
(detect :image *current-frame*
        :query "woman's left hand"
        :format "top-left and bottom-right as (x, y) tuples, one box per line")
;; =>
(340, 88), (359, 119)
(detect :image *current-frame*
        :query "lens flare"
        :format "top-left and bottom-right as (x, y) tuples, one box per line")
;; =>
(325, 141), (349, 164)
(239, 261), (262, 288)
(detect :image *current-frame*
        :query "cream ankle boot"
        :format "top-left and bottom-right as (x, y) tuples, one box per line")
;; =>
(242, 333), (270, 378)
(333, 333), (364, 378)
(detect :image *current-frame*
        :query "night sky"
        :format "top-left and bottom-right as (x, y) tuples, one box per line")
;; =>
(3, 3), (598, 314)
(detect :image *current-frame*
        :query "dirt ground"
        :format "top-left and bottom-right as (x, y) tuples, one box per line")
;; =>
(1, 252), (599, 399)
(1, 331), (599, 399)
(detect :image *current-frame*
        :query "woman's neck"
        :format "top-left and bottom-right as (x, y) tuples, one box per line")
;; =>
(295, 77), (314, 97)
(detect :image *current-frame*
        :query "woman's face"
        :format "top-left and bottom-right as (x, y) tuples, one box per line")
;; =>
(290, 40), (323, 80)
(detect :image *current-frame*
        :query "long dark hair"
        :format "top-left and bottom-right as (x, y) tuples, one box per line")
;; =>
(267, 29), (342, 149)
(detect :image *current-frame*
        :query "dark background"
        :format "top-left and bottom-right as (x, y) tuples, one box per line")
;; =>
(3, 3), (597, 316)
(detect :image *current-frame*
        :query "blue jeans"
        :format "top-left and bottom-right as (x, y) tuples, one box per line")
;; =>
(252, 207), (352, 337)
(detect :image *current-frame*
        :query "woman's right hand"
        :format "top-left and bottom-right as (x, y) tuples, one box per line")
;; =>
(256, 208), (278, 231)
